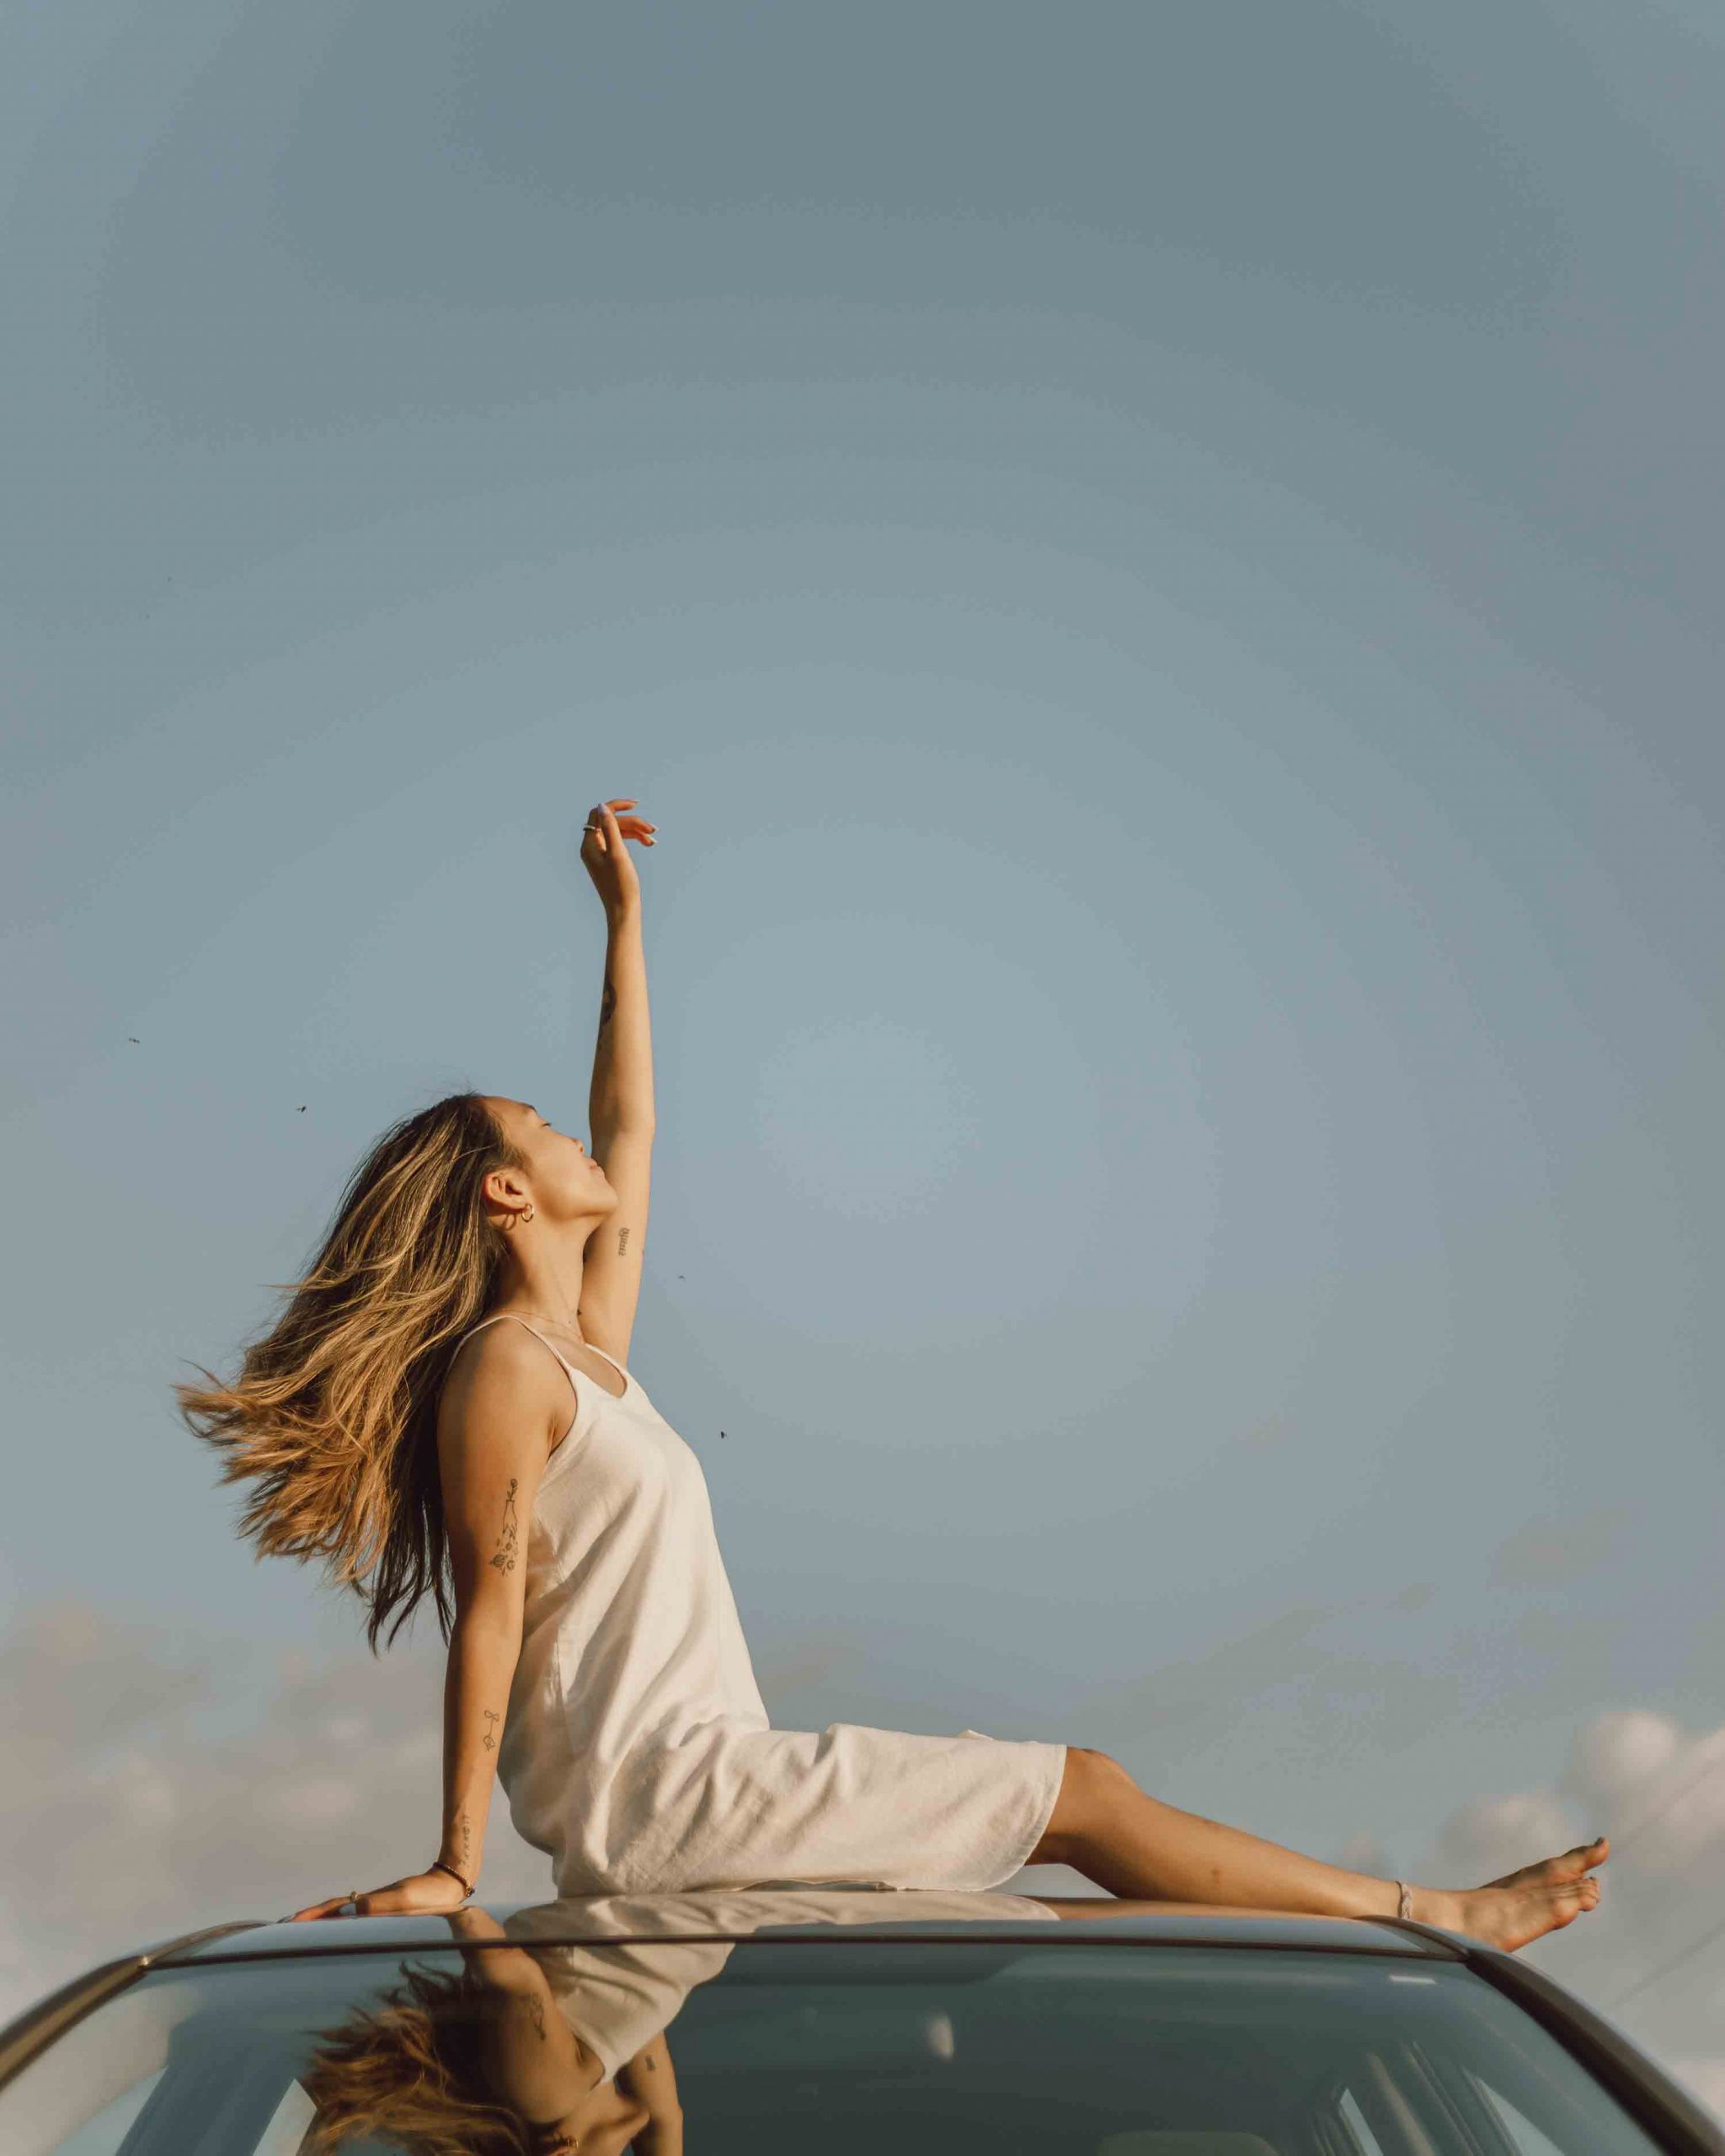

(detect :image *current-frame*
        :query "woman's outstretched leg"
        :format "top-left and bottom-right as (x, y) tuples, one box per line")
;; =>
(1030, 1748), (1606, 1953)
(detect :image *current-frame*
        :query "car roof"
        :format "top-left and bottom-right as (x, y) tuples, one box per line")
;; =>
(156, 1896), (1456, 1967)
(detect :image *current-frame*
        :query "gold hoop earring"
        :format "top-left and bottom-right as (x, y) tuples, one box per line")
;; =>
(520, 1203), (535, 1225)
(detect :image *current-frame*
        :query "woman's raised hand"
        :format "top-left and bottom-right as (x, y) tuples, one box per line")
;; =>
(286, 1866), (473, 1922)
(580, 798), (658, 916)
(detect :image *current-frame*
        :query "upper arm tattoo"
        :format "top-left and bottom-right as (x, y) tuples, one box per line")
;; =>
(489, 1477), (520, 1574)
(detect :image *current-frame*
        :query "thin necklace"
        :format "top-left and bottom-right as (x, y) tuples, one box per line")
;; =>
(512, 1305), (585, 1337)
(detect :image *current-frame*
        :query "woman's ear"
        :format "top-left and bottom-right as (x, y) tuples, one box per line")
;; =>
(482, 1166), (529, 1213)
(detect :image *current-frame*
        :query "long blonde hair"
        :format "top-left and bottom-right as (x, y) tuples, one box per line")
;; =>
(175, 1091), (524, 1652)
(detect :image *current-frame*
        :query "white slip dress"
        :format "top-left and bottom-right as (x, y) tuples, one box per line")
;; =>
(455, 1313), (1068, 1900)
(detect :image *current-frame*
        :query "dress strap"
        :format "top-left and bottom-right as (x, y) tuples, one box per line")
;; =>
(456, 1310), (575, 1373)
(453, 1313), (585, 1447)
(455, 1311), (628, 1401)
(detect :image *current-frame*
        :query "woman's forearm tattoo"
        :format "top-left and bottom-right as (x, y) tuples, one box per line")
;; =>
(489, 1478), (519, 1574)
(483, 1708), (500, 1751)
(617, 1225), (629, 1258)
(599, 977), (617, 1031)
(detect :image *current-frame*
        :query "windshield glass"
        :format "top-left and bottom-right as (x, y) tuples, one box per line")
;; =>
(4, 1940), (1667, 2156)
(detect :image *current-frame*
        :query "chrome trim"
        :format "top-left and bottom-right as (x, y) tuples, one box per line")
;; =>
(0, 1921), (264, 2095)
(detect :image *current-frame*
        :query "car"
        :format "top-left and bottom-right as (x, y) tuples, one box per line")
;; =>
(3, 1884), (1720, 2156)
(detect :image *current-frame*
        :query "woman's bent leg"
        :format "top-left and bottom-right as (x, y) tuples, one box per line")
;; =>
(1027, 1748), (1606, 1952)
(1029, 1748), (1400, 1916)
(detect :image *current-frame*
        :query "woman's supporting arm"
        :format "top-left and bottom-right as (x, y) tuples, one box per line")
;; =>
(433, 1323), (566, 1891)
(435, 1608), (526, 1891)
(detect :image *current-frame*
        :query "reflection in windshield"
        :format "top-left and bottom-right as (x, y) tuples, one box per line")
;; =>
(7, 1889), (1671, 2156)
(296, 1886), (1054, 2153)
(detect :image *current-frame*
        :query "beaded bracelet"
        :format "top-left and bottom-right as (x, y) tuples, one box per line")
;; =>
(430, 1857), (476, 1899)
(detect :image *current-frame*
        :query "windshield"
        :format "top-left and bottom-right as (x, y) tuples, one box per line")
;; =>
(5, 1940), (1668, 2156)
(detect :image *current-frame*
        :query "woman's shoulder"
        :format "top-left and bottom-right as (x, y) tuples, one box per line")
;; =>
(440, 1317), (574, 1441)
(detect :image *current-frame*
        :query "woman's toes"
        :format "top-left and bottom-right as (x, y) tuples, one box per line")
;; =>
(1457, 1869), (1606, 1951)
(1551, 1876), (1602, 1925)
(1524, 1883), (1585, 1940)
(1485, 1836), (1610, 1891)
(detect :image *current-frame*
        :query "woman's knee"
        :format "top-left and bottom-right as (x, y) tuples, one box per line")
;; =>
(1038, 1746), (1133, 1856)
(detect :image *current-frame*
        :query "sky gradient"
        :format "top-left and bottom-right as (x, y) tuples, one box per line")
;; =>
(4, 0), (1724, 2112)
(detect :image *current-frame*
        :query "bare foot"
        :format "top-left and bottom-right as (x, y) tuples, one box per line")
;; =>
(1484, 1834), (1610, 1892)
(1413, 1838), (1609, 1951)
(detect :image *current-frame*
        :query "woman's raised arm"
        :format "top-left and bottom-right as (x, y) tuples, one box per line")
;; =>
(578, 798), (657, 1366)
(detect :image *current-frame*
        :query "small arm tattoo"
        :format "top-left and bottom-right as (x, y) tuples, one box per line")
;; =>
(617, 1225), (630, 1258)
(489, 1478), (520, 1574)
(598, 977), (617, 1030)
(483, 1708), (500, 1751)
(526, 1990), (547, 2041)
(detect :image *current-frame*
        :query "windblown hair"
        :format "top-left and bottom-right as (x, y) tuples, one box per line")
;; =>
(298, 1960), (541, 2156)
(175, 1091), (525, 1652)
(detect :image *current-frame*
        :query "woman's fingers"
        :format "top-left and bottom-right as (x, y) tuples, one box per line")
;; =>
(286, 1892), (365, 1922)
(584, 801), (659, 853)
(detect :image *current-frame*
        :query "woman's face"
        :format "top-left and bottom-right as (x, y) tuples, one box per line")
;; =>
(483, 1097), (616, 1225)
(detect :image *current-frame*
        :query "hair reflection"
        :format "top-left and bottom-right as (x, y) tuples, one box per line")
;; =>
(295, 1885), (1058, 2153)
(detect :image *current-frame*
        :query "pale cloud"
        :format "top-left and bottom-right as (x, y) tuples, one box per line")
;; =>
(1487, 1508), (1633, 1591)
(1434, 1790), (1578, 1879)
(0, 1596), (558, 2026)
(1332, 1829), (1394, 1878)
(1420, 1707), (1725, 2126)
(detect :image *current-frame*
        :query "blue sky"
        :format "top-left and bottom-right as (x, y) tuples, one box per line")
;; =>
(4, 0), (1724, 2105)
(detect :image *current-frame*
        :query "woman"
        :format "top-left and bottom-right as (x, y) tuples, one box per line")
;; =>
(179, 796), (1607, 1951)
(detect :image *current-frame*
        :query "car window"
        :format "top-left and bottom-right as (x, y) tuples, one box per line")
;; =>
(0, 1940), (1673, 2156)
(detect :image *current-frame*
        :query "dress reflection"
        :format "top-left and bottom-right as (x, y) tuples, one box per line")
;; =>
(296, 1885), (1060, 2153)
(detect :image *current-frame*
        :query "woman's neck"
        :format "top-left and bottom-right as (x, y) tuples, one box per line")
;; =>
(494, 1235), (588, 1326)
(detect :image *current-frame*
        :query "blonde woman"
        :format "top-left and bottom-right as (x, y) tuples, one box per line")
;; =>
(179, 796), (1608, 1952)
